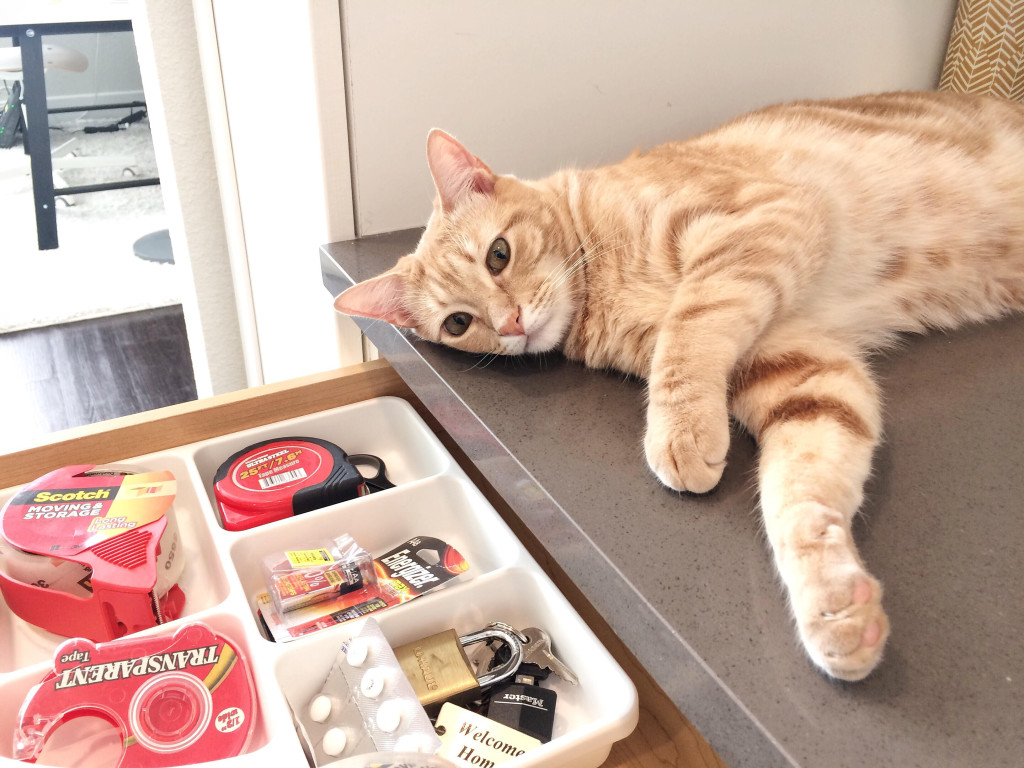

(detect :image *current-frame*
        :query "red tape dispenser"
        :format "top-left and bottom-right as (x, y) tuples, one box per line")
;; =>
(13, 623), (257, 766)
(0, 465), (186, 641)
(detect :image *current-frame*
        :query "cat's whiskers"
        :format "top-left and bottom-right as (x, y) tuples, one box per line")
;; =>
(563, 239), (626, 281)
(545, 237), (627, 297)
(534, 252), (593, 309)
(541, 183), (570, 217)
(459, 352), (500, 372)
(401, 289), (435, 315)
(536, 225), (625, 303)
(537, 221), (606, 291)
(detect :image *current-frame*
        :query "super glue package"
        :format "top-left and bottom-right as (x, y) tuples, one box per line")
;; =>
(258, 535), (469, 642)
(263, 534), (376, 616)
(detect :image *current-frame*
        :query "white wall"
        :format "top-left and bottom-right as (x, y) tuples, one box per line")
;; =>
(342, 0), (960, 236)
(139, 0), (351, 390)
(0, 31), (144, 110)
(47, 31), (143, 109)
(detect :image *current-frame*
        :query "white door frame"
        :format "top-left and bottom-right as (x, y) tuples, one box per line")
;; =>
(194, 0), (356, 385)
(134, 0), (357, 392)
(132, 0), (253, 395)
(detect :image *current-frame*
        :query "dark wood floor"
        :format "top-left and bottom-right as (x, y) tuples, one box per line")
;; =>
(0, 306), (197, 451)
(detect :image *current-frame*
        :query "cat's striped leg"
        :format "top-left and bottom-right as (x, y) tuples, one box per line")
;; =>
(645, 198), (829, 493)
(731, 335), (889, 681)
(644, 273), (780, 493)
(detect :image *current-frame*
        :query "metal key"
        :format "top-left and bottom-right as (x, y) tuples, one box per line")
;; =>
(521, 626), (579, 686)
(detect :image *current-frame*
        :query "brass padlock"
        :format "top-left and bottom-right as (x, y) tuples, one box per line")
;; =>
(393, 625), (524, 712)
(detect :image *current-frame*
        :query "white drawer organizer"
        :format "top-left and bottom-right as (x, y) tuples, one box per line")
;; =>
(0, 397), (638, 768)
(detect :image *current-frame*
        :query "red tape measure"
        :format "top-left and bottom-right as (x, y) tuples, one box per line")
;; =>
(212, 437), (390, 531)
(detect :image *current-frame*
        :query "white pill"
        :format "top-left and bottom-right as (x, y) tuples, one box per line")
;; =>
(322, 727), (348, 756)
(376, 700), (403, 733)
(395, 734), (434, 753)
(308, 694), (332, 723)
(347, 638), (370, 667)
(360, 668), (386, 698)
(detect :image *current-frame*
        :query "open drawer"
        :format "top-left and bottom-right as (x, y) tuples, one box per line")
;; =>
(0, 360), (639, 768)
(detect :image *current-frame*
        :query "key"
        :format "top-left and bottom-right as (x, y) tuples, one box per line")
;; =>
(480, 634), (549, 685)
(521, 626), (579, 686)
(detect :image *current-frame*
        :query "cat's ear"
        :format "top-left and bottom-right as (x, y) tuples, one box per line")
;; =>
(333, 270), (417, 328)
(426, 129), (495, 214)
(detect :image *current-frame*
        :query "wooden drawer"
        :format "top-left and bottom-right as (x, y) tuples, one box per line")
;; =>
(0, 359), (724, 768)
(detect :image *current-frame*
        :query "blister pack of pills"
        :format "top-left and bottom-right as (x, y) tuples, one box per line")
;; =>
(291, 618), (441, 765)
(326, 752), (458, 768)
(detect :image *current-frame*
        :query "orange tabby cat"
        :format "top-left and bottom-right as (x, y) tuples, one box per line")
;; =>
(334, 91), (1024, 681)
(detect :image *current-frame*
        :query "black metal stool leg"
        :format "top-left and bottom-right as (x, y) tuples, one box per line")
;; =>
(18, 27), (59, 250)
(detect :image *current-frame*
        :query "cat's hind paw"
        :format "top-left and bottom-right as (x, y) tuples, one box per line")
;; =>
(782, 507), (891, 681)
(799, 573), (890, 682)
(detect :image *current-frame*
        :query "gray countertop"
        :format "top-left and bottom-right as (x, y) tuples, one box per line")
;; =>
(321, 229), (1022, 768)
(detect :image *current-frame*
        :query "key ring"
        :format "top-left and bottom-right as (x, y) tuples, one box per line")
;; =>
(486, 621), (528, 644)
(346, 453), (395, 493)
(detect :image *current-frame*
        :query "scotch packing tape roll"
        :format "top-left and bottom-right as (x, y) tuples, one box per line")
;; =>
(0, 464), (187, 640)
(0, 502), (183, 599)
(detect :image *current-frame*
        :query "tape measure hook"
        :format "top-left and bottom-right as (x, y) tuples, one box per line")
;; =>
(346, 453), (395, 493)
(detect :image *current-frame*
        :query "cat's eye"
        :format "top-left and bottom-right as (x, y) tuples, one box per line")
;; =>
(486, 237), (510, 275)
(443, 312), (473, 336)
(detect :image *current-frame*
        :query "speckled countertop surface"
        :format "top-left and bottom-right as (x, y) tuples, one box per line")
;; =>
(321, 230), (1022, 768)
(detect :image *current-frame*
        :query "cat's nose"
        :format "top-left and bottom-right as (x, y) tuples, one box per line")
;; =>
(498, 307), (526, 336)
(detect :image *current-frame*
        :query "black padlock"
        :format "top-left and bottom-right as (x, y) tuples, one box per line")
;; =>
(486, 674), (557, 743)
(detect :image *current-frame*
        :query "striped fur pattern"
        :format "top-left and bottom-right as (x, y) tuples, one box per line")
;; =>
(335, 92), (1024, 681)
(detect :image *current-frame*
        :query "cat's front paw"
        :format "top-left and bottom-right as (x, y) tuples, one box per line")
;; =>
(782, 503), (891, 681)
(644, 399), (730, 493)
